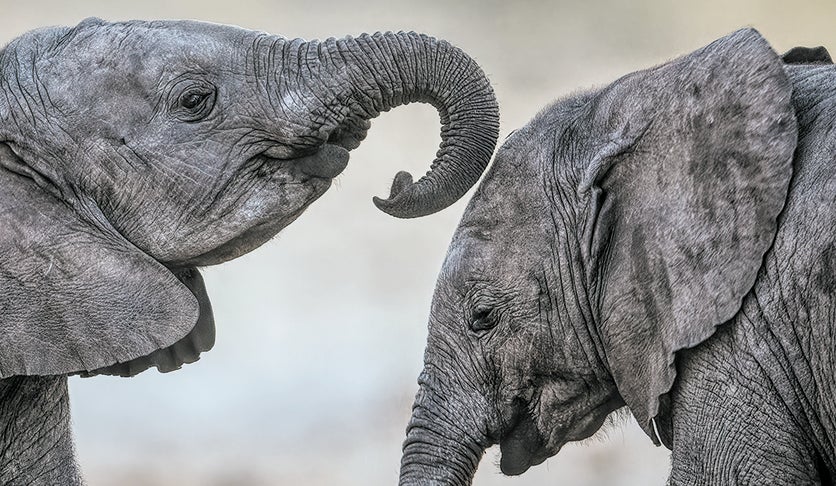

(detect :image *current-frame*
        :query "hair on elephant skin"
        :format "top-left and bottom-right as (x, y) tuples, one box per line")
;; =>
(398, 28), (836, 485)
(0, 17), (499, 483)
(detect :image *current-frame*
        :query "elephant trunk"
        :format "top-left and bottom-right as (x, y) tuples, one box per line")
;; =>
(278, 31), (499, 218)
(399, 374), (490, 485)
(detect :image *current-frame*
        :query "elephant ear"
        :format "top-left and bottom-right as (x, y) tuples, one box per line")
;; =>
(81, 268), (216, 378)
(582, 29), (797, 443)
(0, 144), (212, 378)
(781, 45), (832, 64)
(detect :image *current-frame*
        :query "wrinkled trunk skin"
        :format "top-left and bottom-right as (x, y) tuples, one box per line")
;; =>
(399, 379), (489, 486)
(262, 31), (499, 218)
(0, 376), (82, 485)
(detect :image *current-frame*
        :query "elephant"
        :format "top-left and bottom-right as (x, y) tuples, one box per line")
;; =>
(0, 17), (499, 484)
(397, 28), (836, 485)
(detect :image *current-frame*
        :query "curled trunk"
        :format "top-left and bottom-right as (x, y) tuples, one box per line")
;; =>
(271, 32), (499, 218)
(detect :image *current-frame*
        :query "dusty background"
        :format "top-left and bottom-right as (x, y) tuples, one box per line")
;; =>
(2, 1), (834, 484)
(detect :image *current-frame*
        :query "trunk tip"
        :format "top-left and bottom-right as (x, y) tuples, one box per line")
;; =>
(374, 170), (458, 219)
(373, 170), (425, 218)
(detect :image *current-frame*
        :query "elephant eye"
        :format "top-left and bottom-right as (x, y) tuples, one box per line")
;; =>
(470, 307), (498, 333)
(181, 92), (207, 110)
(171, 84), (216, 122)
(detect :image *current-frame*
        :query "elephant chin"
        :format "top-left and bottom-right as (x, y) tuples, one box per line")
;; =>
(499, 411), (550, 476)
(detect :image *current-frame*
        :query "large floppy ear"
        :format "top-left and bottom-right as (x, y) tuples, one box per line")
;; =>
(82, 267), (216, 378)
(0, 144), (213, 378)
(582, 29), (796, 443)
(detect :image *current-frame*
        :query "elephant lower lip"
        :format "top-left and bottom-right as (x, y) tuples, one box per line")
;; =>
(498, 412), (549, 476)
(499, 442), (551, 476)
(295, 143), (349, 179)
(264, 143), (350, 179)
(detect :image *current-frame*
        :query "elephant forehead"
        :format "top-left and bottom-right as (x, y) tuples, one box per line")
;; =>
(460, 161), (552, 239)
(74, 18), (248, 52)
(445, 226), (545, 285)
(34, 19), (250, 82)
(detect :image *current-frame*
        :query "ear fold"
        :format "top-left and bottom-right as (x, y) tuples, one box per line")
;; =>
(0, 144), (212, 378)
(583, 29), (797, 442)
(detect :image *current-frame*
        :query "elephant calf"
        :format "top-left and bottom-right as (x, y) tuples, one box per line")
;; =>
(399, 29), (836, 484)
(0, 17), (499, 484)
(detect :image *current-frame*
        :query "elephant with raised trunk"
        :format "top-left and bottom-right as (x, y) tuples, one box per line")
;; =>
(399, 29), (836, 484)
(0, 17), (498, 483)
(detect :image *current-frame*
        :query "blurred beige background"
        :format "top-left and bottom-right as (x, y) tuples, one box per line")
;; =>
(2, 1), (834, 484)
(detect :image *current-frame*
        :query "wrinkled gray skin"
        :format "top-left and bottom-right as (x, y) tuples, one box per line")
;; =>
(0, 18), (499, 484)
(400, 29), (836, 485)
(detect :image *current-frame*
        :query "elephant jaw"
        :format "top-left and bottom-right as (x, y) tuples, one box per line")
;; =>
(174, 143), (350, 267)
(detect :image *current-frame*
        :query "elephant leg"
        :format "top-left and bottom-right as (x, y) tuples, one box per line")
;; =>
(0, 375), (82, 485)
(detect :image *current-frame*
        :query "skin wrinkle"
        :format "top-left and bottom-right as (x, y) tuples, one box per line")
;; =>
(536, 270), (558, 362)
(671, 324), (819, 484)
(0, 377), (81, 485)
(547, 134), (610, 373)
(762, 287), (836, 458)
(335, 39), (377, 120)
(283, 39), (309, 131)
(407, 398), (488, 454)
(0, 55), (31, 129)
(395, 35), (418, 105)
(11, 53), (38, 127)
(261, 36), (284, 122)
(303, 43), (341, 126)
(363, 36), (399, 107)
(29, 53), (49, 117)
(741, 308), (812, 445)
(558, 220), (599, 369)
(345, 37), (386, 116)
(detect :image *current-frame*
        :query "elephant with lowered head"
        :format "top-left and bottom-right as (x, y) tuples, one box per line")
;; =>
(399, 29), (836, 484)
(0, 17), (499, 483)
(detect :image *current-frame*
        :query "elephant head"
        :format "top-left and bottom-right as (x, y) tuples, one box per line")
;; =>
(0, 18), (498, 378)
(399, 29), (798, 484)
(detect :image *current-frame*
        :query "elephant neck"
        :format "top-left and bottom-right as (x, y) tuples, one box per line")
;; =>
(0, 375), (83, 485)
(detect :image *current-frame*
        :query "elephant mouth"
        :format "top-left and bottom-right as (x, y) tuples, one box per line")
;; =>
(499, 409), (551, 476)
(283, 143), (351, 179)
(259, 142), (351, 179)
(499, 395), (624, 475)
